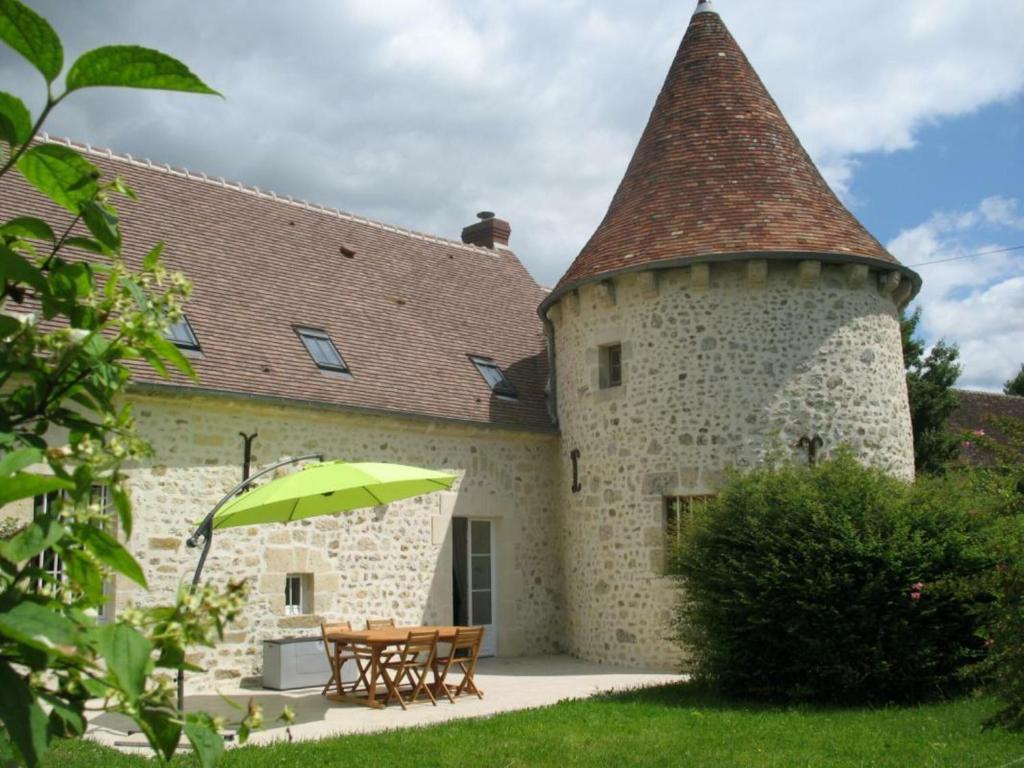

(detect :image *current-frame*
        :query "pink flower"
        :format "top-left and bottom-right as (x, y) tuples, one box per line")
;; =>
(973, 429), (986, 437)
(963, 441), (973, 448)
(910, 592), (922, 601)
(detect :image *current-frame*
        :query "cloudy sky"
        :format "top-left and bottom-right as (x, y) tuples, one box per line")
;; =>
(4, 0), (1023, 391)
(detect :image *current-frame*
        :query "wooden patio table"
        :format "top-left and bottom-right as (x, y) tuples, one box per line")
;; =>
(325, 625), (460, 709)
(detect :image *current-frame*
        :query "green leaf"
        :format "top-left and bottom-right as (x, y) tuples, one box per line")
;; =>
(143, 241), (164, 271)
(61, 549), (105, 603)
(0, 660), (50, 767)
(0, 445), (41, 476)
(63, 235), (105, 254)
(97, 622), (152, 699)
(0, 90), (31, 144)
(0, 243), (46, 292)
(0, 471), (73, 507)
(135, 706), (181, 763)
(0, 600), (77, 654)
(80, 200), (120, 252)
(0, 216), (54, 241)
(0, 518), (64, 564)
(184, 714), (224, 768)
(112, 484), (132, 538)
(112, 175), (137, 200)
(16, 144), (99, 213)
(42, 693), (86, 738)
(75, 522), (147, 588)
(150, 334), (196, 379)
(66, 45), (220, 95)
(0, 0), (62, 83)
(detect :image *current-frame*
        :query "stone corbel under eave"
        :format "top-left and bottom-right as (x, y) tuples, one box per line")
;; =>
(566, 289), (581, 316)
(546, 301), (562, 324)
(878, 270), (902, 297)
(843, 263), (869, 289)
(596, 280), (616, 307)
(746, 259), (768, 289)
(798, 260), (821, 287)
(637, 270), (659, 298)
(690, 263), (710, 291)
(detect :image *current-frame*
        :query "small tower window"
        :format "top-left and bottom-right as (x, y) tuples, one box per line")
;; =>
(599, 344), (623, 389)
(664, 495), (714, 543)
(165, 315), (200, 351)
(295, 327), (350, 374)
(469, 355), (517, 398)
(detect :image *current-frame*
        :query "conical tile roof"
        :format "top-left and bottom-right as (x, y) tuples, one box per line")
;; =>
(553, 2), (900, 295)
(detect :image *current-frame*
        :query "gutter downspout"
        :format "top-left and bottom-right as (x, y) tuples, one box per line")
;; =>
(542, 314), (558, 427)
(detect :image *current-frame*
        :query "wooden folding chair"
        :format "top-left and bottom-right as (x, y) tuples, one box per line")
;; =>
(366, 617), (396, 630)
(320, 621), (369, 695)
(433, 626), (484, 701)
(380, 630), (440, 710)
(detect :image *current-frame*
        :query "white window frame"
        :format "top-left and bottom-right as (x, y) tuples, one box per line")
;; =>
(33, 485), (117, 623)
(284, 573), (312, 616)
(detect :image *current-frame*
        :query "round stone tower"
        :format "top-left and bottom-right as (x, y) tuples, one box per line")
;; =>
(542, 0), (920, 669)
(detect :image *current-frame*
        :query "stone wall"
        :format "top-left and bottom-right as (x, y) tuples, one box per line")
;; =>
(549, 259), (915, 670)
(119, 391), (562, 686)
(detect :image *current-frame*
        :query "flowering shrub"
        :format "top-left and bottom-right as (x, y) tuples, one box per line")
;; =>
(669, 452), (994, 704)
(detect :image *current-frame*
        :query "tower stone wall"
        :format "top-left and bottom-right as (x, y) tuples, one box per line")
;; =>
(550, 259), (914, 669)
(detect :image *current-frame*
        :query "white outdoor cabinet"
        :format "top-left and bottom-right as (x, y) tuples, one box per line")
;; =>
(262, 636), (358, 690)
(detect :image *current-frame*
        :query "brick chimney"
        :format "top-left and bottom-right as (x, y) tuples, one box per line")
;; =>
(461, 211), (511, 249)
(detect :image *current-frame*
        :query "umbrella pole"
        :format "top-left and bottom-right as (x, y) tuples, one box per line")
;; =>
(176, 453), (323, 713)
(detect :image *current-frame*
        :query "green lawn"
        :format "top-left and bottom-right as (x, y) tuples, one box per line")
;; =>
(46, 684), (1024, 768)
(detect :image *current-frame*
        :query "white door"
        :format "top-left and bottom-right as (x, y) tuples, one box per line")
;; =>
(453, 518), (497, 657)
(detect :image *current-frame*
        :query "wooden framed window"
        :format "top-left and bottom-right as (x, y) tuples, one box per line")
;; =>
(599, 344), (622, 389)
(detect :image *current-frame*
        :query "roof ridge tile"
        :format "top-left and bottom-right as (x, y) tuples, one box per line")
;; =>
(38, 132), (503, 257)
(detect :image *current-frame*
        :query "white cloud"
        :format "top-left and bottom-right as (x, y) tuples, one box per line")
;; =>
(1, 0), (1021, 289)
(889, 197), (1024, 392)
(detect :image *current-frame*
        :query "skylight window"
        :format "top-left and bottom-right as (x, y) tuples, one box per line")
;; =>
(469, 355), (517, 398)
(296, 327), (350, 374)
(165, 315), (200, 351)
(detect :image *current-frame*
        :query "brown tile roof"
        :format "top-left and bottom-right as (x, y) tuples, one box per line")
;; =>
(554, 6), (900, 295)
(949, 389), (1024, 465)
(0, 137), (553, 431)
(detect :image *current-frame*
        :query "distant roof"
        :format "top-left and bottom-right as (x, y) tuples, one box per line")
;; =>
(0, 137), (553, 432)
(551, 4), (908, 300)
(949, 389), (1024, 465)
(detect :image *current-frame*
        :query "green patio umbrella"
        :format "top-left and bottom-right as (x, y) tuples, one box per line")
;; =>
(178, 455), (456, 710)
(211, 460), (457, 530)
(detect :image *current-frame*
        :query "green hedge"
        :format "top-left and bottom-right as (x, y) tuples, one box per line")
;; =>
(670, 452), (993, 704)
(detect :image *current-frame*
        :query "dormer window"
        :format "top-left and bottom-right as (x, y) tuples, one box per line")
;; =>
(296, 326), (350, 374)
(165, 315), (200, 351)
(469, 355), (517, 398)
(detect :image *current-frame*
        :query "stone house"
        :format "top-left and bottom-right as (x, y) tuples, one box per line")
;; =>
(1, 0), (919, 681)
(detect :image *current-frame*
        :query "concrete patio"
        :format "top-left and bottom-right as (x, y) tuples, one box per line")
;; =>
(87, 655), (686, 751)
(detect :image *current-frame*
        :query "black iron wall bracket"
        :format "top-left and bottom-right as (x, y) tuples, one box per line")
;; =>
(570, 449), (582, 493)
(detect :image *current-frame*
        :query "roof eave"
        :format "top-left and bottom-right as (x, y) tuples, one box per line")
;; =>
(127, 382), (560, 436)
(538, 250), (922, 318)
